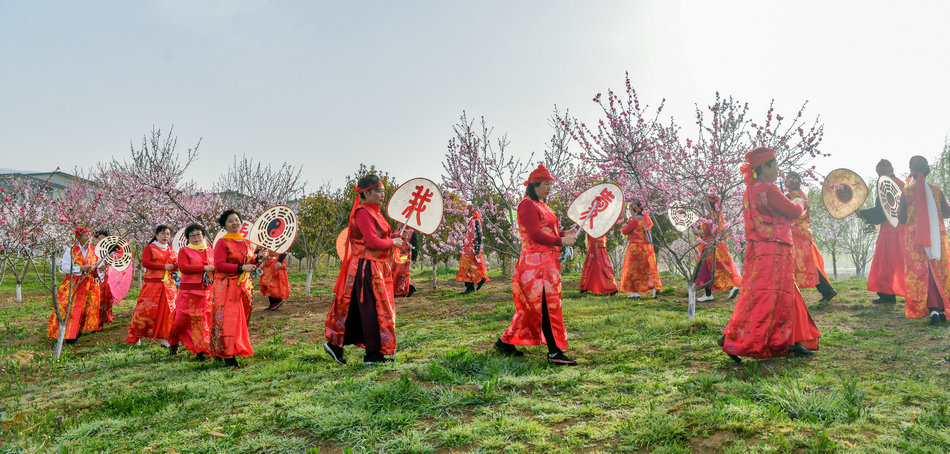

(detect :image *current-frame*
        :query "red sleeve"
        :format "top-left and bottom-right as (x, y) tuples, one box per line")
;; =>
(177, 249), (206, 274)
(766, 184), (804, 220)
(517, 201), (562, 246)
(620, 218), (636, 235)
(214, 242), (240, 274)
(355, 209), (394, 250)
(141, 246), (167, 271)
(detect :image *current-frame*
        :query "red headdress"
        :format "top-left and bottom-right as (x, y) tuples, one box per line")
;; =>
(466, 204), (483, 221)
(523, 164), (554, 185)
(739, 147), (777, 186)
(334, 177), (385, 293)
(73, 227), (91, 239)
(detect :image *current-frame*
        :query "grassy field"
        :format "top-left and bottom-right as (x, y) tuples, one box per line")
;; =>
(2, 265), (950, 453)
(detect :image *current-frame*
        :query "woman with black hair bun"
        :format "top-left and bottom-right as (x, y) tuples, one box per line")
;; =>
(210, 210), (256, 367)
(126, 225), (178, 347)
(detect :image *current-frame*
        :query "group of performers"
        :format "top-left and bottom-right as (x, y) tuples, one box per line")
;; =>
(46, 210), (290, 367)
(47, 151), (950, 368)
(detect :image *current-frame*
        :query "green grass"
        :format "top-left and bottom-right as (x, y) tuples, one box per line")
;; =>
(2, 267), (950, 452)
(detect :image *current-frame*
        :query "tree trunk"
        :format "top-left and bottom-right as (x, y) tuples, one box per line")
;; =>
(305, 266), (313, 295)
(687, 282), (696, 319)
(431, 256), (437, 288)
(54, 324), (66, 358)
(831, 250), (838, 279)
(0, 259), (6, 285)
(15, 282), (22, 303)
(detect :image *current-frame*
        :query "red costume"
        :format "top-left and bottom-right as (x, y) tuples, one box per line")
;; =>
(47, 239), (100, 340)
(722, 148), (820, 359)
(501, 197), (570, 350)
(98, 271), (115, 328)
(898, 162), (950, 319)
(579, 233), (618, 294)
(860, 172), (907, 299)
(618, 215), (662, 293)
(393, 228), (417, 297)
(210, 235), (256, 358)
(785, 188), (831, 288)
(325, 201), (398, 355)
(456, 209), (489, 287)
(125, 243), (177, 343)
(168, 245), (213, 355)
(695, 220), (742, 291)
(259, 253), (290, 300)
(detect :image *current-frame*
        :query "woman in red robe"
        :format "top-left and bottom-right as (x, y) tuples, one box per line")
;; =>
(694, 195), (741, 302)
(618, 202), (662, 298)
(457, 205), (489, 294)
(47, 227), (101, 344)
(494, 164), (580, 366)
(324, 175), (406, 365)
(258, 250), (290, 310)
(721, 147), (820, 361)
(125, 225), (178, 346)
(857, 159), (907, 304)
(393, 228), (417, 298)
(898, 156), (950, 325)
(784, 172), (836, 301)
(168, 224), (214, 360)
(579, 233), (618, 295)
(211, 210), (257, 367)
(94, 229), (116, 329)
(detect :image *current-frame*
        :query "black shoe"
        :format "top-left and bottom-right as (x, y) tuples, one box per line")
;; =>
(461, 288), (474, 295)
(717, 335), (725, 348)
(493, 338), (524, 357)
(871, 297), (891, 304)
(406, 285), (416, 298)
(323, 342), (347, 365)
(363, 352), (394, 365)
(788, 342), (815, 357)
(727, 353), (742, 363)
(930, 313), (945, 326)
(547, 351), (578, 366)
(64, 338), (78, 345)
(168, 344), (179, 355)
(476, 279), (486, 291)
(224, 357), (239, 367)
(196, 352), (206, 361)
(264, 300), (284, 311)
(942, 313), (948, 324)
(819, 291), (837, 302)
(578, 289), (589, 294)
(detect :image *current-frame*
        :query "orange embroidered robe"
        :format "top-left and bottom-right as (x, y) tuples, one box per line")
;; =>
(259, 254), (290, 299)
(618, 215), (662, 293)
(579, 233), (618, 294)
(722, 180), (820, 359)
(325, 202), (398, 355)
(125, 243), (177, 343)
(898, 181), (950, 318)
(456, 215), (489, 284)
(169, 246), (213, 354)
(786, 189), (829, 288)
(210, 237), (256, 357)
(47, 244), (101, 339)
(501, 198), (569, 350)
(695, 221), (742, 291)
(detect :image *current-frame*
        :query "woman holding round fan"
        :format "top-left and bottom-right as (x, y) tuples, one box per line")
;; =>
(494, 164), (580, 366)
(168, 224), (214, 360)
(618, 201), (662, 299)
(210, 210), (256, 367)
(324, 175), (405, 365)
(125, 225), (178, 347)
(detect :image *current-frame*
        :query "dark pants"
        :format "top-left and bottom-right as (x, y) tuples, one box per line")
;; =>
(268, 296), (282, 306)
(540, 290), (559, 354)
(816, 268), (835, 298)
(876, 292), (897, 302)
(927, 266), (945, 313)
(342, 259), (382, 352)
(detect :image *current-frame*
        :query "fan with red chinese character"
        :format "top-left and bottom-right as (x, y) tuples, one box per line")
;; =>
(567, 183), (625, 239)
(386, 178), (444, 235)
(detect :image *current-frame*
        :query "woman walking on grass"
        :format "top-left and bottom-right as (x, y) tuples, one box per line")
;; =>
(494, 164), (580, 366)
(125, 225), (177, 347)
(168, 224), (214, 361)
(210, 210), (256, 367)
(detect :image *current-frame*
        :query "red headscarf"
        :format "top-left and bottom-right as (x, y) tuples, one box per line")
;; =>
(909, 155), (933, 248)
(334, 177), (385, 294)
(466, 204), (483, 221)
(73, 227), (91, 239)
(524, 164), (554, 185)
(739, 147), (776, 186)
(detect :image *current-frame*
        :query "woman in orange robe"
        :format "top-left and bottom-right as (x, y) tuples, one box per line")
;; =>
(857, 159), (906, 304)
(898, 156), (950, 325)
(618, 202), (661, 298)
(393, 228), (417, 298)
(168, 224), (214, 360)
(258, 250), (290, 310)
(125, 225), (178, 346)
(494, 165), (580, 366)
(457, 205), (489, 294)
(784, 172), (836, 301)
(694, 195), (741, 302)
(324, 175), (406, 365)
(721, 147), (820, 361)
(94, 229), (115, 328)
(47, 227), (101, 344)
(211, 210), (257, 367)
(579, 233), (618, 295)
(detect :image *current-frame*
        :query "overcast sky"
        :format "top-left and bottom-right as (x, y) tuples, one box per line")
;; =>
(2, 1), (948, 190)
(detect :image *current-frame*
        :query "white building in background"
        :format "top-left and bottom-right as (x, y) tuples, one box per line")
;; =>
(0, 168), (92, 200)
